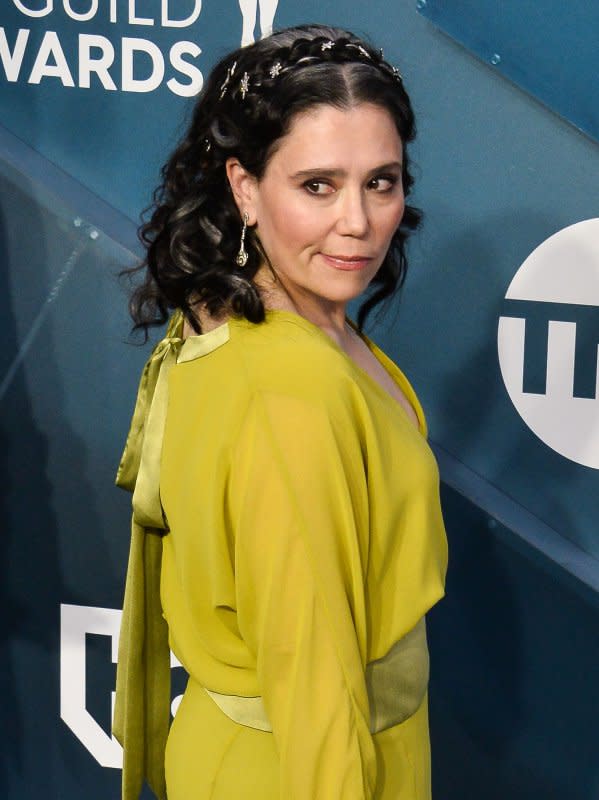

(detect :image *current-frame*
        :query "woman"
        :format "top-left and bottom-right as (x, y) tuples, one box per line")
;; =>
(114, 23), (448, 800)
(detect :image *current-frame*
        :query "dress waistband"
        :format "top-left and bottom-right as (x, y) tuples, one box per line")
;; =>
(204, 618), (429, 735)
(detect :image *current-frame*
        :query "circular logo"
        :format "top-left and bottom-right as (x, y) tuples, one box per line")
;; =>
(497, 218), (599, 469)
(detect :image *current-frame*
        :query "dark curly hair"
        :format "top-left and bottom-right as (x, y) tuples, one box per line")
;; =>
(127, 24), (421, 336)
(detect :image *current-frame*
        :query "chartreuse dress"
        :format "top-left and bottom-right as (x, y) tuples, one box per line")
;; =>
(113, 308), (447, 800)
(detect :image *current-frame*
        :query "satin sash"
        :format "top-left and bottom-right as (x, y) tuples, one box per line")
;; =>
(113, 312), (184, 800)
(204, 618), (429, 735)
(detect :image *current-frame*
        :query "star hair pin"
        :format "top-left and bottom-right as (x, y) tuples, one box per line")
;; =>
(269, 62), (282, 78)
(321, 40), (334, 51)
(392, 65), (403, 81)
(240, 72), (250, 99)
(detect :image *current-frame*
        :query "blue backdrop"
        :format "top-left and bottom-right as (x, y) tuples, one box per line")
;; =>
(418, 0), (599, 142)
(1, 1), (598, 797)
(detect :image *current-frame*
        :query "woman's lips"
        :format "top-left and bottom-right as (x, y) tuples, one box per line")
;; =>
(320, 253), (373, 271)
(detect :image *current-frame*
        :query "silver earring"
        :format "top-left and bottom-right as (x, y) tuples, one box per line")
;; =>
(236, 212), (249, 267)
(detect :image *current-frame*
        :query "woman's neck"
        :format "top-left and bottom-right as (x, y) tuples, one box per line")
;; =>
(255, 266), (350, 348)
(182, 267), (352, 351)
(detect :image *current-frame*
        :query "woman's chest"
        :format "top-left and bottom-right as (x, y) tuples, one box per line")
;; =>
(345, 337), (420, 431)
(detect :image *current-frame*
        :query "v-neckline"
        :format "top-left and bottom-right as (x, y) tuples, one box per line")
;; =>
(262, 309), (426, 436)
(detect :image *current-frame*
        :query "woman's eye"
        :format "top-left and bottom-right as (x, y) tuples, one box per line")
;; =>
(368, 175), (399, 192)
(303, 180), (334, 195)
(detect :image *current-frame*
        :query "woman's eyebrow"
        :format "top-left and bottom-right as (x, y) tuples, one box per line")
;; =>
(291, 167), (345, 180)
(291, 161), (403, 180)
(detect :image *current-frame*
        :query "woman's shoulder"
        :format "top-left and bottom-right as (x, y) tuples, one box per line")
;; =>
(231, 310), (360, 402)
(176, 309), (359, 407)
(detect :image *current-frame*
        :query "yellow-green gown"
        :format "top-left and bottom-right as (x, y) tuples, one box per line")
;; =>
(114, 308), (447, 800)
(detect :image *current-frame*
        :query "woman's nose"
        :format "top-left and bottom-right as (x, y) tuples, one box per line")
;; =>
(335, 189), (369, 237)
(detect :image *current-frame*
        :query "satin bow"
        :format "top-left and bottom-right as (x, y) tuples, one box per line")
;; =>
(116, 311), (184, 526)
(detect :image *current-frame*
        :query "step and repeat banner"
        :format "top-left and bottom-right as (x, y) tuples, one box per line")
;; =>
(1, 1), (598, 798)
(0, 0), (281, 218)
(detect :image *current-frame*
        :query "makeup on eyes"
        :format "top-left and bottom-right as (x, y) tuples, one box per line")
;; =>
(301, 170), (401, 196)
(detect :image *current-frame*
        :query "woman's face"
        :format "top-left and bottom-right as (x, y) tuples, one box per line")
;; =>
(231, 102), (405, 316)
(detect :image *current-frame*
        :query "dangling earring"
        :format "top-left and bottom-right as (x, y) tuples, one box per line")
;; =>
(236, 211), (249, 267)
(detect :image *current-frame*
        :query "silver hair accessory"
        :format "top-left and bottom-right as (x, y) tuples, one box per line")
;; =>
(203, 137), (211, 152)
(344, 42), (373, 60)
(219, 60), (237, 99)
(240, 72), (250, 99)
(236, 211), (249, 267)
(232, 41), (402, 101)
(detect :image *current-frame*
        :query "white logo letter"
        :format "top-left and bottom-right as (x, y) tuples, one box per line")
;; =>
(11, 0), (52, 17)
(122, 37), (164, 93)
(79, 34), (116, 90)
(162, 0), (201, 28)
(28, 30), (75, 86)
(167, 41), (202, 97)
(128, 0), (154, 25)
(498, 218), (599, 469)
(64, 0), (98, 22)
(0, 28), (29, 82)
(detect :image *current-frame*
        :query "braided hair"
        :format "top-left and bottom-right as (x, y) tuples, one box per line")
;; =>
(127, 24), (421, 336)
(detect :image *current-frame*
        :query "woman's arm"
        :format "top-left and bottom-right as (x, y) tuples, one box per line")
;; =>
(230, 389), (376, 799)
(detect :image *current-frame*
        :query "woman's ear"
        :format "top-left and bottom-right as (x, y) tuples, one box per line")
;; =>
(225, 158), (258, 224)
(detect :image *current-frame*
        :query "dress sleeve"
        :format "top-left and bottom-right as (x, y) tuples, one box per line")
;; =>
(229, 389), (377, 799)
